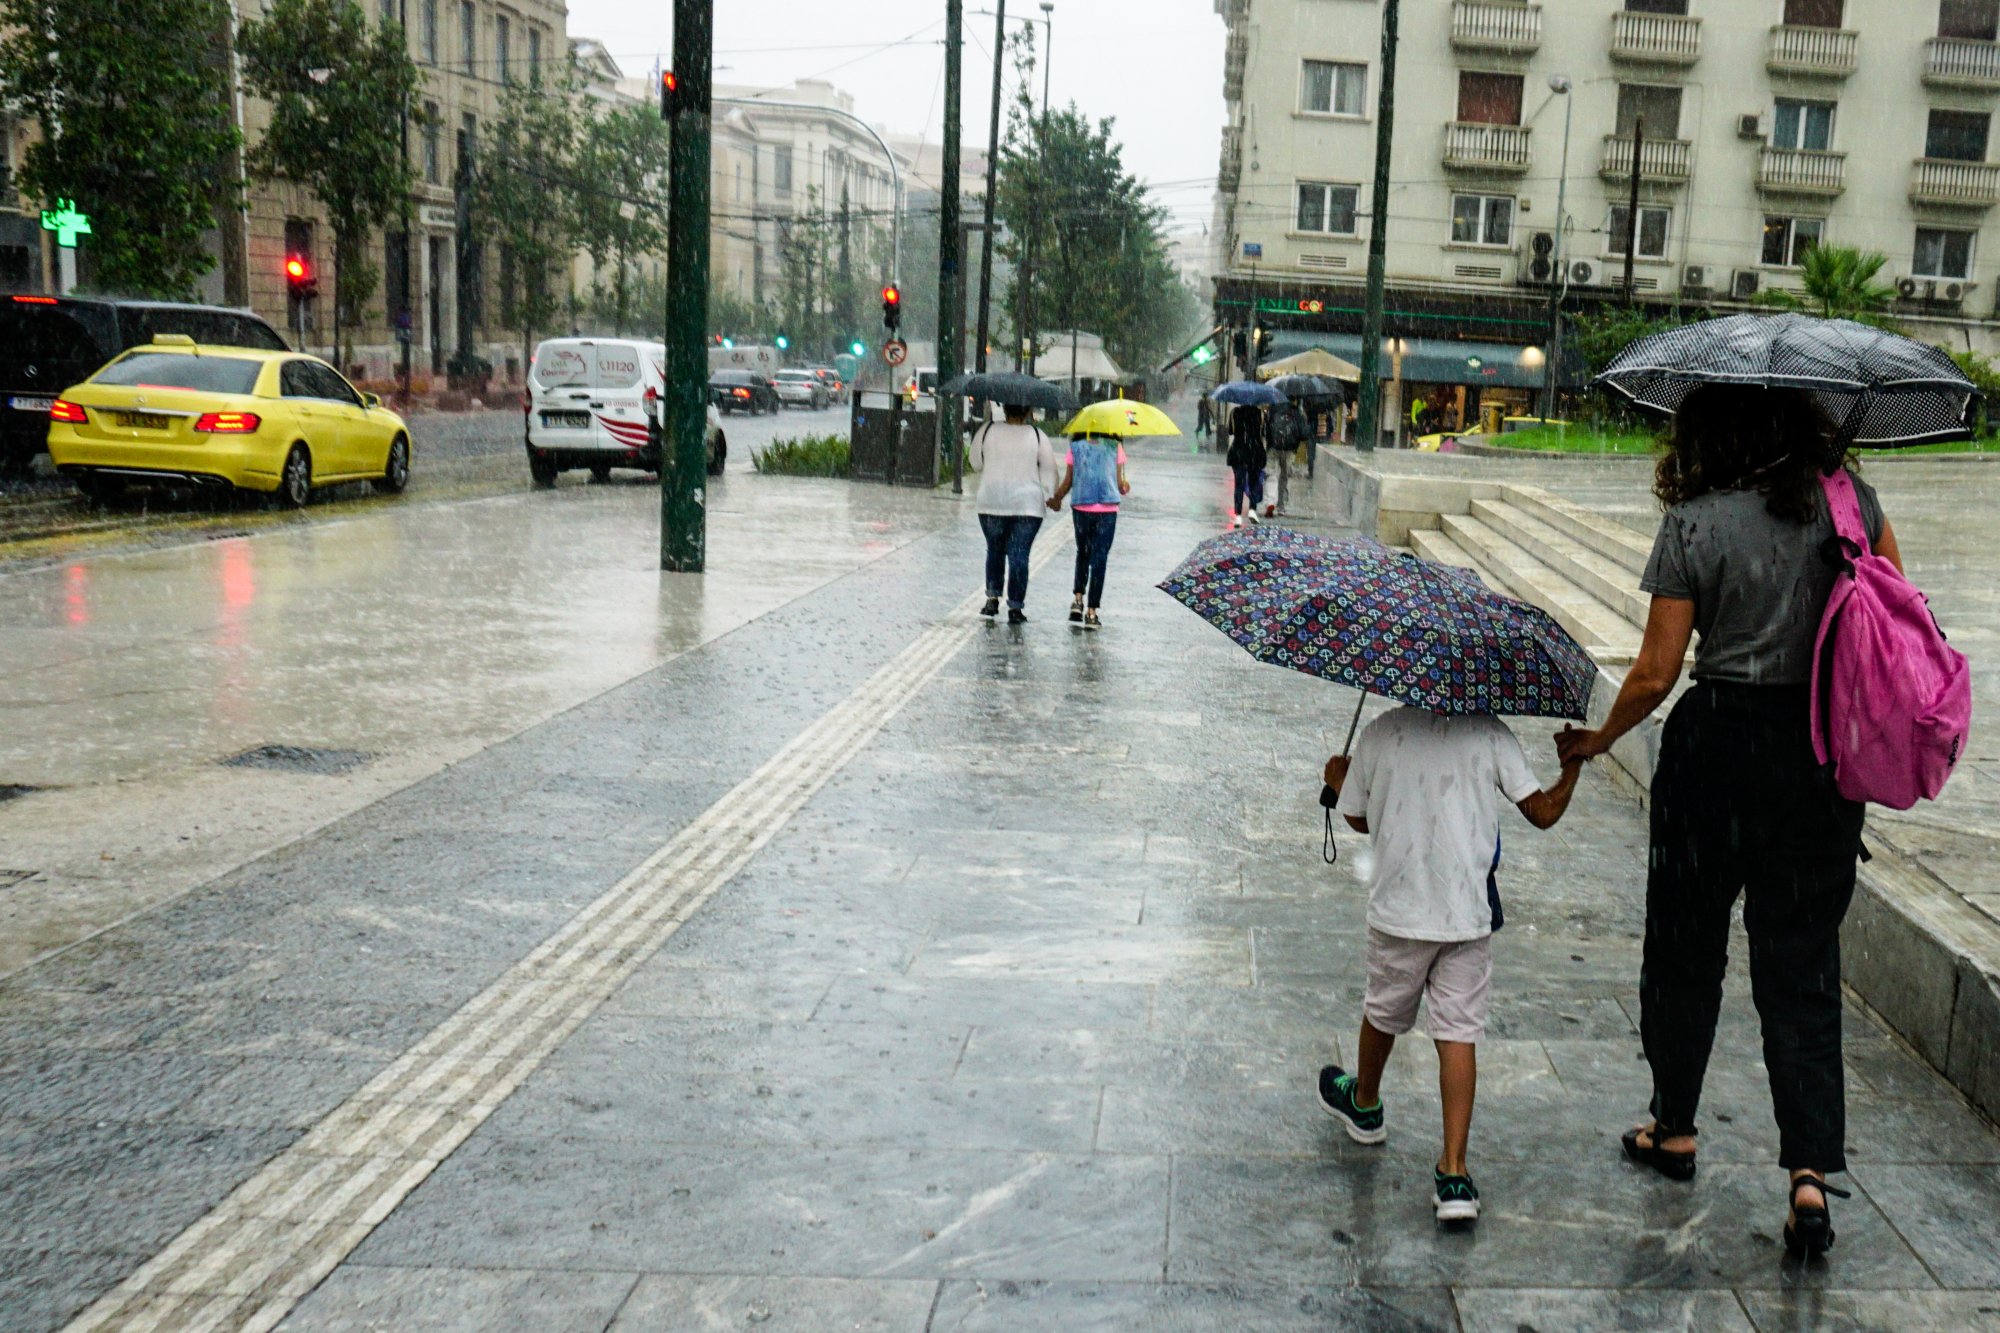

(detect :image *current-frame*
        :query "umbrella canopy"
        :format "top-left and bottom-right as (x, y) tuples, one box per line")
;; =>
(1209, 380), (1288, 407)
(1267, 373), (1345, 404)
(1593, 313), (1979, 447)
(936, 371), (1077, 413)
(1159, 534), (1596, 719)
(1063, 399), (1182, 438)
(1258, 348), (1363, 383)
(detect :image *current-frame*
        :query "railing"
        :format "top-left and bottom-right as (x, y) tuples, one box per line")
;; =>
(1218, 125), (1243, 192)
(1223, 27), (1248, 101)
(1767, 25), (1859, 77)
(1910, 158), (2000, 206)
(1609, 11), (1701, 65)
(1450, 1), (1542, 54)
(1443, 121), (1532, 171)
(1599, 134), (1692, 183)
(1925, 36), (2000, 88)
(1757, 146), (1847, 195)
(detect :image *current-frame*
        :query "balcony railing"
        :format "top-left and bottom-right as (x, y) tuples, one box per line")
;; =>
(1758, 146), (1847, 195)
(1925, 37), (2000, 89)
(1443, 121), (1532, 172)
(1218, 125), (1243, 192)
(1599, 134), (1692, 183)
(1223, 27), (1248, 101)
(1910, 157), (2000, 206)
(1609, 11), (1701, 65)
(1767, 25), (1859, 77)
(1450, 2), (1542, 55)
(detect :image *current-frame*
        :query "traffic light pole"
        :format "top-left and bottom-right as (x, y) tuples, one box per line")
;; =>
(1355, 0), (1399, 455)
(973, 0), (1006, 384)
(662, 0), (712, 573)
(941, 0), (965, 495)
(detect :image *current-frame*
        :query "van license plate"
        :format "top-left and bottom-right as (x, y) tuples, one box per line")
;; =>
(7, 396), (53, 412)
(114, 412), (171, 430)
(541, 410), (591, 429)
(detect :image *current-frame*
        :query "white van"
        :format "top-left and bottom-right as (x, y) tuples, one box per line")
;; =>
(525, 336), (725, 485)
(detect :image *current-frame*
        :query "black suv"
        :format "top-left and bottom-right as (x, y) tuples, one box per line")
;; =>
(0, 297), (288, 477)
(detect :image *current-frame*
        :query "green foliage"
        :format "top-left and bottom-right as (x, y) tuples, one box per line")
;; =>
(1946, 347), (2000, 438)
(573, 103), (670, 336)
(1570, 305), (1695, 379)
(1753, 246), (1901, 329)
(753, 433), (849, 477)
(0, 0), (240, 296)
(473, 75), (585, 355)
(239, 0), (419, 364)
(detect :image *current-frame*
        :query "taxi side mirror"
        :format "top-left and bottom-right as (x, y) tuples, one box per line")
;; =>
(362, 392), (382, 409)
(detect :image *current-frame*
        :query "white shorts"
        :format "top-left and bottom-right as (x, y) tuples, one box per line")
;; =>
(1362, 928), (1493, 1045)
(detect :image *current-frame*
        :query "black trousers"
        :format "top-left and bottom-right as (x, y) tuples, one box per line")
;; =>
(1642, 682), (1864, 1171)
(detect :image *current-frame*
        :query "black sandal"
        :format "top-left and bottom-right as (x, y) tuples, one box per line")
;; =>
(1622, 1123), (1697, 1181)
(1783, 1174), (1851, 1258)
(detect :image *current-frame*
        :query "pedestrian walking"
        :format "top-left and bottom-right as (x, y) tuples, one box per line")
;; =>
(1049, 430), (1129, 630)
(1196, 394), (1213, 442)
(1318, 710), (1584, 1226)
(1225, 403), (1266, 526)
(968, 403), (1060, 624)
(1266, 399), (1307, 517)
(1555, 383), (1907, 1256)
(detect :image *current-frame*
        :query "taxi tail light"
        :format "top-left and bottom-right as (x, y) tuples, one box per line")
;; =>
(193, 412), (261, 433)
(48, 399), (87, 423)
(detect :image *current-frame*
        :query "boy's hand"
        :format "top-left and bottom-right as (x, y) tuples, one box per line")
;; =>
(1118, 479), (1131, 496)
(1047, 496), (1061, 511)
(1323, 754), (1350, 792)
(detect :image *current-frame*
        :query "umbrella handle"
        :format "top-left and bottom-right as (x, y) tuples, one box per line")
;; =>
(1340, 693), (1366, 757)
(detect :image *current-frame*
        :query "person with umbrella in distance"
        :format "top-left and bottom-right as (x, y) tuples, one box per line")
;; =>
(949, 372), (1072, 624)
(1049, 398), (1181, 629)
(1558, 313), (1975, 1258)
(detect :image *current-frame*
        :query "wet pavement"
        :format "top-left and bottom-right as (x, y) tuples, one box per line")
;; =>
(3, 428), (1998, 1330)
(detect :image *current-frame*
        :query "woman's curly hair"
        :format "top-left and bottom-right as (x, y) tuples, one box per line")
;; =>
(1654, 383), (1852, 523)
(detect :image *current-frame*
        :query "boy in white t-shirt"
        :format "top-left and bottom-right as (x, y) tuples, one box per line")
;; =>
(1320, 705), (1584, 1225)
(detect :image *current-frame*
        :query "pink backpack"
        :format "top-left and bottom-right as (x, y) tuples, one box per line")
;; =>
(1810, 469), (1972, 809)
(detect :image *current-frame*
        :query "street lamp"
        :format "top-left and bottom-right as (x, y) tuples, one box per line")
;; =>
(1543, 74), (1573, 426)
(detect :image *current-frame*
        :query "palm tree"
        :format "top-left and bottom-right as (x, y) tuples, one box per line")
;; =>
(1754, 245), (1901, 329)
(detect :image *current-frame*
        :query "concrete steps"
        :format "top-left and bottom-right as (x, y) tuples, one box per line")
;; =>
(1469, 498), (1652, 627)
(1506, 485), (1654, 578)
(1435, 512), (1643, 666)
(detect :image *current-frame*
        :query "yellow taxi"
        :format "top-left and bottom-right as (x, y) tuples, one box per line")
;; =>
(47, 336), (410, 506)
(1415, 416), (1569, 452)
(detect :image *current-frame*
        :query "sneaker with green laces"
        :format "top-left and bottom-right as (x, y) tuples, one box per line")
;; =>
(1432, 1169), (1481, 1225)
(1316, 1065), (1386, 1144)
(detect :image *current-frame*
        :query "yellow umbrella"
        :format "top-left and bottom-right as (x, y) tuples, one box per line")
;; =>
(1062, 399), (1183, 438)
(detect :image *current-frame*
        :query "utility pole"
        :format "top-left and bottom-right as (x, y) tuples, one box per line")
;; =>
(662, 0), (713, 572)
(1023, 3), (1053, 376)
(397, 0), (414, 402)
(974, 0), (1006, 380)
(1542, 75), (1572, 424)
(941, 0), (965, 493)
(1355, 0), (1399, 454)
(1622, 115), (1644, 302)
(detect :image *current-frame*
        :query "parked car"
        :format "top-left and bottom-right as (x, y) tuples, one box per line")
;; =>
(1415, 416), (1569, 452)
(525, 336), (725, 484)
(46, 336), (409, 507)
(0, 295), (288, 478)
(806, 365), (845, 397)
(709, 369), (780, 415)
(772, 369), (829, 411)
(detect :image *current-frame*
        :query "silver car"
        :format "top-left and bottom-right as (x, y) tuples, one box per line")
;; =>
(773, 369), (828, 410)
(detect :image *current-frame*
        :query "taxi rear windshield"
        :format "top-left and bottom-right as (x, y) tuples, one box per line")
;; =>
(93, 353), (262, 395)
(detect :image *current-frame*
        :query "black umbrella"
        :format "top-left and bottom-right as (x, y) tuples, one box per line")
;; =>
(1267, 373), (1344, 404)
(1593, 313), (1979, 447)
(935, 371), (1076, 413)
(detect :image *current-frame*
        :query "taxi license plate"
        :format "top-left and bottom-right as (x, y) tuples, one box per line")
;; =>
(7, 396), (53, 412)
(114, 411), (171, 430)
(541, 410), (591, 429)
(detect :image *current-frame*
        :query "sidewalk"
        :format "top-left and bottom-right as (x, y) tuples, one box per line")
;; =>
(3, 448), (1997, 1331)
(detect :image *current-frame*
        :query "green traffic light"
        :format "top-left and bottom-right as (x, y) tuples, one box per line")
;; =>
(850, 341), (865, 356)
(775, 335), (790, 350)
(721, 337), (735, 349)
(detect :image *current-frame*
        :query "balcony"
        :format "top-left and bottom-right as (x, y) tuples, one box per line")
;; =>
(1218, 125), (1243, 192)
(1443, 121), (1532, 172)
(1450, 2), (1542, 55)
(1599, 134), (1693, 184)
(1910, 157), (2000, 207)
(1609, 11), (1701, 66)
(1223, 26), (1248, 101)
(1925, 37), (2000, 90)
(1767, 25), (1858, 78)
(1758, 146), (1847, 196)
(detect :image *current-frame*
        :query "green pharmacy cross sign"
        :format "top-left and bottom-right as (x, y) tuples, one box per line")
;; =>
(41, 200), (92, 248)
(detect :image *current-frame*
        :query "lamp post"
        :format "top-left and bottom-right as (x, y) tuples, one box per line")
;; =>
(1354, 0), (1399, 453)
(1020, 2), (1052, 377)
(1543, 74), (1572, 425)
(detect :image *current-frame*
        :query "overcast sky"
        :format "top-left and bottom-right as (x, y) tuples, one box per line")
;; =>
(563, 1), (1227, 233)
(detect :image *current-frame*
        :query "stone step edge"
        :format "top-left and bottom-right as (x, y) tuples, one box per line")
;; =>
(1438, 513), (1643, 665)
(1505, 484), (1654, 577)
(1469, 498), (1651, 629)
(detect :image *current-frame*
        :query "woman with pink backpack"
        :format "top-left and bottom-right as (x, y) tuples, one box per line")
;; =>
(1556, 382), (1949, 1260)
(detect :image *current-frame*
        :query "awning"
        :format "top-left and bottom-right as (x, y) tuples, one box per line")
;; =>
(1263, 331), (1578, 389)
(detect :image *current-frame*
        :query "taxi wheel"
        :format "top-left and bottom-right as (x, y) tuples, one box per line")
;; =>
(372, 435), (410, 494)
(277, 445), (311, 509)
(588, 462), (612, 483)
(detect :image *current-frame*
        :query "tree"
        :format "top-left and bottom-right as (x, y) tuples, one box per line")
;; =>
(0, 0), (240, 296)
(239, 0), (419, 367)
(573, 102), (669, 336)
(473, 75), (584, 363)
(1755, 245), (1901, 329)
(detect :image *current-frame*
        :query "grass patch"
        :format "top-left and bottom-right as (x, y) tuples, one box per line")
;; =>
(1487, 425), (2000, 458)
(753, 433), (850, 477)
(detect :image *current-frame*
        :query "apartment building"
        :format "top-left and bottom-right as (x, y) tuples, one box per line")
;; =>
(1214, 0), (2000, 426)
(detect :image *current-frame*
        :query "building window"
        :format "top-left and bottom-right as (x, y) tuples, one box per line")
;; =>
(528, 27), (541, 81)
(1607, 204), (1671, 259)
(773, 145), (793, 194)
(495, 14), (509, 82)
(1626, 0), (1689, 12)
(1450, 193), (1514, 247)
(1762, 215), (1824, 266)
(1915, 227), (1975, 278)
(1615, 84), (1683, 140)
(1300, 60), (1366, 117)
(1941, 0), (2000, 40)
(458, 113), (477, 184)
(1927, 108), (1990, 161)
(422, 103), (441, 183)
(1783, 0), (1843, 25)
(379, 0), (396, 26)
(460, 1), (475, 74)
(1295, 181), (1359, 235)
(1773, 99), (1835, 151)
(1456, 72), (1523, 126)
(421, 0), (437, 62)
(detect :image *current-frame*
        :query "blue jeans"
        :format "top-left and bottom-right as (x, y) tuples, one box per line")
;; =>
(979, 513), (1043, 609)
(1071, 509), (1118, 608)
(1231, 466), (1265, 515)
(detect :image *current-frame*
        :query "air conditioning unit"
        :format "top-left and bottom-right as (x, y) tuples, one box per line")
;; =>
(1569, 259), (1598, 286)
(1942, 280), (1970, 303)
(1737, 113), (1766, 140)
(1732, 269), (1761, 299)
(1897, 276), (1922, 299)
(1683, 264), (1712, 292)
(1524, 231), (1557, 283)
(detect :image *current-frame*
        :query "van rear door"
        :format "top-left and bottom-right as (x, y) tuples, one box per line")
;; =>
(586, 341), (653, 456)
(528, 339), (601, 453)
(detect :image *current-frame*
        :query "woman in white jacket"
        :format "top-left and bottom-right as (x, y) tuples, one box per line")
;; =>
(968, 404), (1060, 623)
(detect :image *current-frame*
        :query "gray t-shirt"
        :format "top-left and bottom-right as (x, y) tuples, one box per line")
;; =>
(1640, 473), (1885, 686)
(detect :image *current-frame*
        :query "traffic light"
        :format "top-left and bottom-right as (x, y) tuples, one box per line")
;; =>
(881, 284), (902, 334)
(284, 255), (318, 302)
(774, 334), (790, 351)
(850, 340), (866, 357)
(660, 69), (678, 117)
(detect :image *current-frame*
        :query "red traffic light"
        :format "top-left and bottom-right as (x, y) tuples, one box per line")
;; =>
(285, 257), (308, 281)
(881, 285), (901, 306)
(662, 71), (677, 94)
